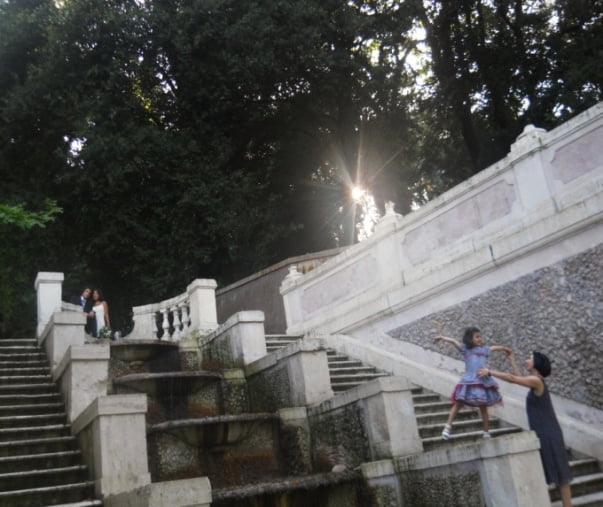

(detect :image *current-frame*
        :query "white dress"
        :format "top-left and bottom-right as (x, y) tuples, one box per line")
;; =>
(93, 304), (106, 332)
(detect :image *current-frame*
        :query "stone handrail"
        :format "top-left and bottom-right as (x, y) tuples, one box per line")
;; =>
(129, 278), (218, 341)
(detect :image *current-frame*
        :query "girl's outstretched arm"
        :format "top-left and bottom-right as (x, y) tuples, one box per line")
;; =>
(434, 335), (462, 351)
(490, 345), (512, 355)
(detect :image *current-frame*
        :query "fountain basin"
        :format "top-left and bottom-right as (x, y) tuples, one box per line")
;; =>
(147, 413), (282, 487)
(148, 413), (279, 447)
(110, 339), (179, 361)
(113, 371), (224, 422)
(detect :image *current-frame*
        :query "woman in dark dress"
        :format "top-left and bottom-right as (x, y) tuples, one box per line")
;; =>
(478, 351), (572, 507)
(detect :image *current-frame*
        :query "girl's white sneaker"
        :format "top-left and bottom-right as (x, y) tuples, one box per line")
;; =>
(441, 424), (452, 440)
(482, 431), (491, 439)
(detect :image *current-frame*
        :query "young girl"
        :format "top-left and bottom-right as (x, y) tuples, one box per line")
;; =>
(477, 351), (572, 507)
(434, 327), (511, 440)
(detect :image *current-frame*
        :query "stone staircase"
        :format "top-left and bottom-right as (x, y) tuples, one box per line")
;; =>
(0, 338), (101, 507)
(265, 334), (603, 506)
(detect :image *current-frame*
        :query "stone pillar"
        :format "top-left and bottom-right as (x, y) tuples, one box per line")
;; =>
(201, 311), (267, 368)
(38, 311), (86, 371)
(130, 303), (155, 340)
(509, 125), (552, 210)
(245, 339), (333, 411)
(479, 431), (550, 507)
(72, 394), (151, 498)
(286, 344), (332, 406)
(35, 271), (64, 338)
(187, 278), (218, 335)
(360, 460), (402, 507)
(278, 407), (312, 474)
(53, 344), (110, 423)
(361, 376), (423, 459)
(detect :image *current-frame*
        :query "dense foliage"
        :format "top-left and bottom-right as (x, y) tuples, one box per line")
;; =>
(1, 0), (601, 336)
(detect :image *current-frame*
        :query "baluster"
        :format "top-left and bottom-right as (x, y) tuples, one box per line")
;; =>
(161, 308), (170, 341)
(152, 312), (159, 339)
(180, 304), (190, 335)
(172, 305), (181, 342)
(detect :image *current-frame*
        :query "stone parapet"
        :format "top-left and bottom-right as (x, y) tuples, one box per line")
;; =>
(103, 477), (212, 507)
(245, 338), (333, 411)
(393, 431), (549, 507)
(200, 310), (267, 368)
(308, 376), (422, 467)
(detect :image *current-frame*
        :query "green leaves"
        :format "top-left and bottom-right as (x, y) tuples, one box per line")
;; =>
(0, 199), (62, 229)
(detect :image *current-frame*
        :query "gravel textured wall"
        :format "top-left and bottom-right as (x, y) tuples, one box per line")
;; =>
(387, 244), (603, 410)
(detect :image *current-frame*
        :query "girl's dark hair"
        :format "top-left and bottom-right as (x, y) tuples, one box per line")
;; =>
(462, 327), (481, 349)
(93, 288), (104, 301)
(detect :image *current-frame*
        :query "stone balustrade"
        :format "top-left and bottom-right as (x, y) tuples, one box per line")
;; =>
(129, 278), (218, 341)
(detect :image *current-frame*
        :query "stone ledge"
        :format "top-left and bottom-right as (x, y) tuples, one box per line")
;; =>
(72, 394), (147, 435)
(52, 343), (110, 382)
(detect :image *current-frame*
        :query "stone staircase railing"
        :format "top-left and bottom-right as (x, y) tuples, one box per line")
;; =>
(265, 333), (603, 507)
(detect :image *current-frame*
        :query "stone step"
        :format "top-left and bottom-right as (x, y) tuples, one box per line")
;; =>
(0, 362), (49, 372)
(551, 490), (603, 507)
(0, 412), (66, 429)
(412, 392), (445, 404)
(0, 449), (84, 474)
(0, 392), (63, 406)
(329, 366), (378, 375)
(0, 382), (58, 395)
(0, 464), (89, 491)
(0, 374), (53, 385)
(0, 354), (47, 363)
(569, 458), (602, 478)
(0, 348), (43, 357)
(0, 435), (78, 457)
(413, 400), (452, 413)
(415, 408), (482, 426)
(329, 373), (389, 384)
(422, 426), (522, 451)
(332, 382), (367, 392)
(418, 417), (501, 439)
(0, 402), (64, 416)
(549, 472), (603, 503)
(0, 423), (71, 442)
(326, 359), (363, 368)
(0, 366), (50, 376)
(0, 339), (37, 347)
(51, 501), (103, 507)
(0, 480), (97, 507)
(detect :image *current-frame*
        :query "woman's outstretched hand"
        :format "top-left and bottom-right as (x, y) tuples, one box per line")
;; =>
(477, 367), (490, 377)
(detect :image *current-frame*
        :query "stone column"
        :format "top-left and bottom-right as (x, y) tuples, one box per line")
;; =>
(72, 394), (151, 498)
(35, 271), (64, 338)
(187, 278), (218, 335)
(53, 344), (110, 423)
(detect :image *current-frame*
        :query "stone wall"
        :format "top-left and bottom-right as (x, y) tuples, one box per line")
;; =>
(387, 243), (603, 409)
(215, 248), (343, 333)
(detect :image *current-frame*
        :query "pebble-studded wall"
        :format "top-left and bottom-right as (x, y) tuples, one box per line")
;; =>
(387, 244), (603, 410)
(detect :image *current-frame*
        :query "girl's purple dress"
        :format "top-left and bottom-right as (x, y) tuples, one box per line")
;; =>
(451, 345), (502, 406)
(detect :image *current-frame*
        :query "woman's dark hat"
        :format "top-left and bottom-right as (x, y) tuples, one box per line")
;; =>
(532, 351), (551, 377)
